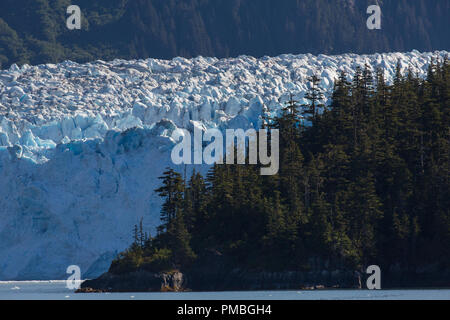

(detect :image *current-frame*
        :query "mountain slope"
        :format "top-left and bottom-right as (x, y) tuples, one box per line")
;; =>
(0, 0), (449, 68)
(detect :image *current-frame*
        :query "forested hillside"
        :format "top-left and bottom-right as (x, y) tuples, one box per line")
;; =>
(1, 0), (449, 68)
(110, 58), (449, 281)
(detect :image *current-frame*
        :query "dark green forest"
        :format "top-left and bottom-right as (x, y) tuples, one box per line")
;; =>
(1, 0), (449, 68)
(110, 58), (449, 276)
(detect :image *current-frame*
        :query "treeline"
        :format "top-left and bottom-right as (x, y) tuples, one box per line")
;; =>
(110, 58), (449, 275)
(1, 0), (449, 68)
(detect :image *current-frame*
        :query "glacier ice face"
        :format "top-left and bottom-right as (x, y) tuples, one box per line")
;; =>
(0, 50), (447, 280)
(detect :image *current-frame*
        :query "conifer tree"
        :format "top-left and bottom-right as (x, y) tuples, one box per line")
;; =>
(155, 168), (185, 233)
(155, 167), (196, 268)
(302, 74), (325, 122)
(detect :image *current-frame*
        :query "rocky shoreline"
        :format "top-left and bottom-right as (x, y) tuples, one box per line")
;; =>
(78, 268), (365, 293)
(78, 264), (450, 293)
(78, 245), (450, 293)
(77, 270), (187, 293)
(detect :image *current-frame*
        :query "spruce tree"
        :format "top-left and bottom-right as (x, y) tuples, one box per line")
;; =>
(302, 74), (325, 122)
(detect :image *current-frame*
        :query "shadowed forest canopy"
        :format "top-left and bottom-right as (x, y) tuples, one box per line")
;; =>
(110, 59), (449, 275)
(0, 0), (449, 68)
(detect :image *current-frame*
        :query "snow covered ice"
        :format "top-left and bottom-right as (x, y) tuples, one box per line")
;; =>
(0, 50), (447, 280)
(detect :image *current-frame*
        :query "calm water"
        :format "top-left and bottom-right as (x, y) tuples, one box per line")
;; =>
(0, 281), (449, 300)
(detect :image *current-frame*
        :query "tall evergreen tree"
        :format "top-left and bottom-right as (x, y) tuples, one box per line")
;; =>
(302, 74), (325, 122)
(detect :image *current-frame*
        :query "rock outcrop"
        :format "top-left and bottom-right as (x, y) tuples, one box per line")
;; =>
(78, 270), (186, 293)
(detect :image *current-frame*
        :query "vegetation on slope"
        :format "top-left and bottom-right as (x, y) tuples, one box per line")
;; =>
(1, 0), (449, 68)
(110, 58), (449, 277)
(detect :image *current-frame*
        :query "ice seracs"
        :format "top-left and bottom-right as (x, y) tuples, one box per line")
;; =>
(0, 50), (447, 156)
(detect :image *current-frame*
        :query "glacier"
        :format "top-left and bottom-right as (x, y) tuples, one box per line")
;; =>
(0, 50), (447, 280)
